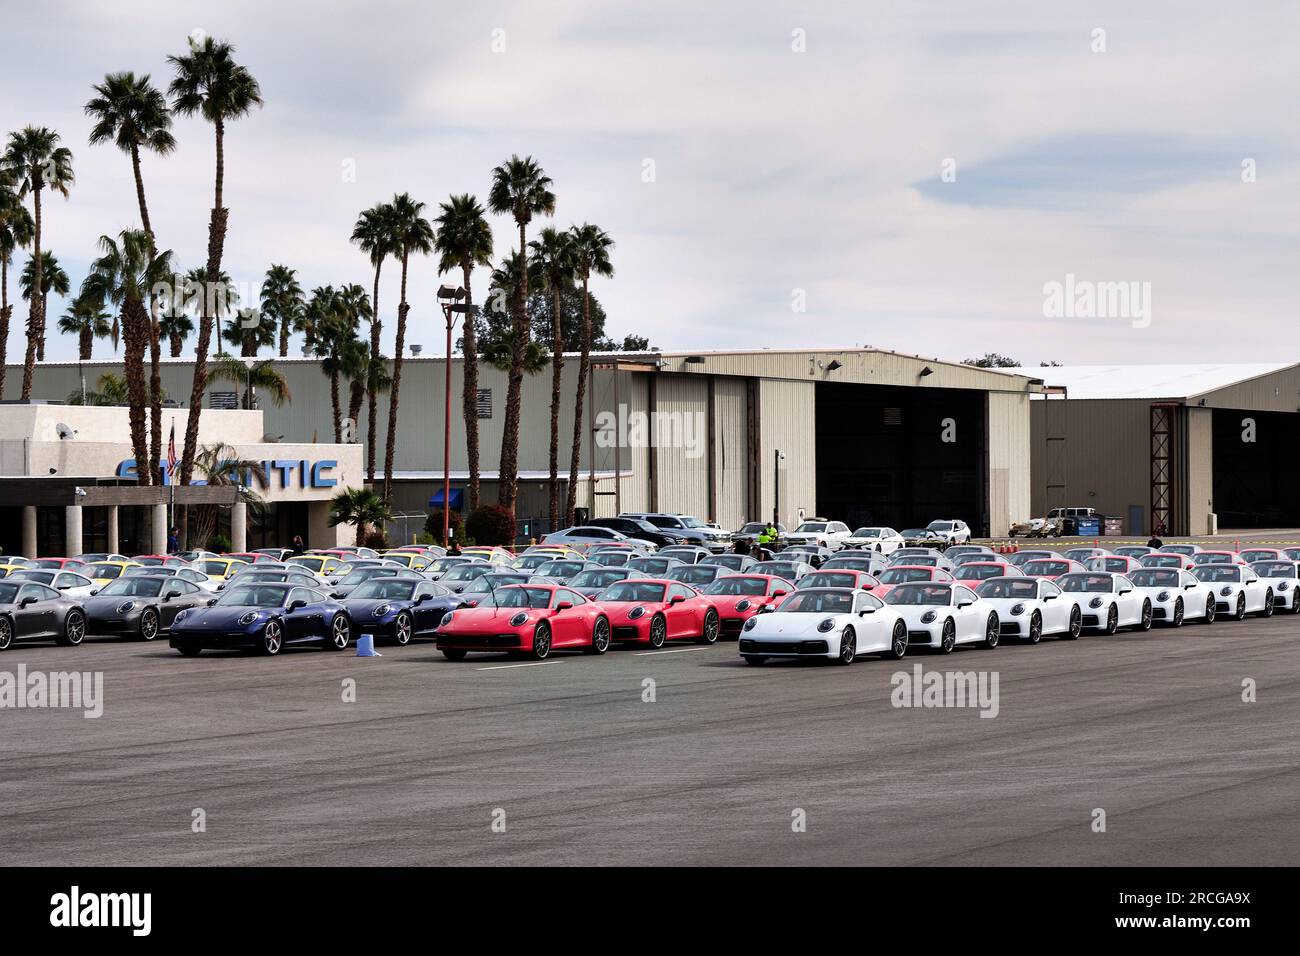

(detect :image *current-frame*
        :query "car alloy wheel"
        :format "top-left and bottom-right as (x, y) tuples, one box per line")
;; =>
(1064, 605), (1082, 640)
(940, 619), (956, 654)
(394, 611), (413, 646)
(1139, 600), (1152, 631)
(1028, 611), (1042, 644)
(1262, 590), (1275, 617)
(1205, 597), (1216, 624)
(1235, 594), (1246, 621)
(139, 608), (159, 641)
(328, 615), (350, 650)
(530, 622), (552, 660)
(1104, 604), (1119, 635)
(648, 615), (667, 649)
(981, 613), (999, 649)
(260, 620), (283, 656)
(889, 621), (907, 659)
(61, 610), (85, 646)
(698, 608), (719, 645)
(588, 616), (610, 654)
(836, 626), (856, 665)
(1172, 598), (1184, 627)
(0, 617), (11, 651)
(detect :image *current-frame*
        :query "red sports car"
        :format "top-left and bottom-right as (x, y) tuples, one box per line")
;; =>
(794, 568), (879, 592)
(435, 583), (611, 661)
(873, 565), (954, 598)
(696, 573), (793, 638)
(592, 578), (720, 648)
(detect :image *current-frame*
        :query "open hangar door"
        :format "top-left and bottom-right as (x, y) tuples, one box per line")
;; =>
(815, 382), (985, 533)
(1212, 408), (1300, 528)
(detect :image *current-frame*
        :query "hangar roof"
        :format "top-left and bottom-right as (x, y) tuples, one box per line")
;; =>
(1037, 363), (1299, 401)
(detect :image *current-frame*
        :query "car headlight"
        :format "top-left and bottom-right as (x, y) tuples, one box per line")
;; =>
(441, 611), (454, 626)
(742, 617), (757, 631)
(817, 617), (835, 632)
(629, 606), (646, 620)
(116, 601), (135, 614)
(1010, 603), (1025, 616)
(1089, 596), (1103, 608)
(921, 610), (937, 624)
(173, 609), (189, 624)
(736, 599), (751, 612)
(509, 612), (528, 627)
(1220, 586), (1232, 596)
(1279, 582), (1289, 592)
(373, 603), (392, 617)
(1156, 591), (1170, 602)
(238, 611), (258, 626)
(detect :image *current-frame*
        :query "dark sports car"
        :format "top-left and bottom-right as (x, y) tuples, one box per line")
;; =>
(0, 581), (87, 650)
(83, 574), (209, 641)
(340, 578), (463, 645)
(328, 566), (424, 599)
(169, 582), (351, 656)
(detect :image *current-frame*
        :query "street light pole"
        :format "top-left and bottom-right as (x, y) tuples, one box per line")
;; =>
(437, 285), (469, 547)
(773, 448), (785, 525)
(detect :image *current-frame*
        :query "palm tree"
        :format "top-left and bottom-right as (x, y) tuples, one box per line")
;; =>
(350, 201), (396, 481)
(327, 486), (392, 545)
(221, 298), (276, 355)
(0, 173), (34, 398)
(18, 250), (68, 360)
(381, 192), (434, 505)
(79, 229), (174, 485)
(86, 70), (176, 477)
(260, 264), (302, 357)
(188, 442), (266, 551)
(158, 303), (192, 356)
(168, 36), (262, 542)
(67, 371), (130, 406)
(208, 354), (291, 410)
(434, 193), (493, 511)
(565, 223), (614, 525)
(530, 227), (576, 529)
(58, 295), (113, 359)
(1, 126), (74, 399)
(488, 155), (555, 514)
(308, 286), (371, 442)
(184, 266), (238, 352)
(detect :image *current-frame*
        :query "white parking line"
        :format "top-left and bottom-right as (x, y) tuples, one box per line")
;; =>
(476, 660), (565, 671)
(633, 646), (715, 656)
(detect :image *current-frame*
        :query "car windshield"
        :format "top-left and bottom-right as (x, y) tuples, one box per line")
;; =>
(679, 517), (706, 529)
(1131, 570), (1180, 588)
(84, 563), (123, 579)
(668, 566), (719, 585)
(537, 561), (584, 577)
(430, 558), (478, 573)
(287, 556), (327, 572)
(444, 565), (490, 581)
(216, 585), (291, 607)
(776, 589), (852, 613)
(0, 583), (21, 603)
(976, 578), (1038, 599)
(1142, 555), (1183, 568)
(704, 555), (747, 569)
(1193, 566), (1241, 583)
(1023, 561), (1070, 576)
(704, 576), (769, 596)
(879, 568), (933, 584)
(795, 523), (827, 533)
(958, 564), (1006, 581)
(798, 572), (858, 589)
(97, 577), (166, 597)
(341, 569), (387, 585)
(351, 579), (420, 600)
(12, 571), (54, 584)
(514, 555), (553, 570)
(124, 567), (173, 577)
(1057, 574), (1114, 593)
(591, 552), (631, 567)
(738, 523), (766, 534)
(240, 572), (294, 583)
(1161, 546), (1197, 556)
(598, 581), (668, 603)
(481, 586), (553, 609)
(1192, 553), (1233, 565)
(1252, 561), (1295, 578)
(753, 562), (798, 577)
(199, 560), (237, 575)
(629, 559), (674, 574)
(1240, 551), (1277, 562)
(885, 584), (952, 606)
(852, 528), (881, 537)
(1091, 558), (1131, 572)
(133, 557), (166, 566)
(570, 570), (628, 589)
(822, 559), (873, 572)
(927, 522), (954, 531)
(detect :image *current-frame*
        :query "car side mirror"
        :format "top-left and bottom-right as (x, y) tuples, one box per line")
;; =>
(1185, 583), (1197, 589)
(465, 599), (479, 608)
(759, 603), (775, 613)
(19, 597), (35, 607)
(555, 601), (573, 611)
(668, 595), (685, 604)
(89, 589), (99, 596)
(1043, 594), (1056, 601)
(205, 598), (217, 606)
(771, 590), (787, 598)
(1119, 588), (1132, 595)
(859, 608), (874, 616)
(415, 593), (430, 604)
(289, 599), (307, 611)
(958, 601), (973, 608)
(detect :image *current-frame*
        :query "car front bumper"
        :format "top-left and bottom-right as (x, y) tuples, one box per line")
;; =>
(738, 637), (831, 658)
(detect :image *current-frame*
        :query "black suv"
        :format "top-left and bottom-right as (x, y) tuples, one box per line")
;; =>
(586, 516), (684, 549)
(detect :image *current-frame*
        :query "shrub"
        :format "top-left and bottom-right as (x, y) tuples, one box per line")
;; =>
(425, 507), (465, 546)
(465, 504), (516, 547)
(207, 532), (233, 553)
(360, 528), (389, 550)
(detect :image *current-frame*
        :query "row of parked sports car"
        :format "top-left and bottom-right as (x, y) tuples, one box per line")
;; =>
(0, 539), (1292, 663)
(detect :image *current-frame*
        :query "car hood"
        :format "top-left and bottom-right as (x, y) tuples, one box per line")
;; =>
(891, 604), (955, 623)
(84, 594), (151, 613)
(173, 605), (270, 628)
(699, 594), (763, 612)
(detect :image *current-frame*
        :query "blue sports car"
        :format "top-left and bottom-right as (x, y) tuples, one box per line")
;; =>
(169, 582), (351, 656)
(340, 578), (463, 645)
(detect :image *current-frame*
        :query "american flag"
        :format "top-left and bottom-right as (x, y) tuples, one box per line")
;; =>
(167, 421), (177, 477)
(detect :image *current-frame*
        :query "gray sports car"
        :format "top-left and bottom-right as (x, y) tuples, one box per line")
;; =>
(0, 580), (87, 650)
(83, 574), (210, 641)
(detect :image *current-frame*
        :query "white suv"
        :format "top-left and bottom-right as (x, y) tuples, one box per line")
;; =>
(925, 520), (971, 547)
(785, 519), (853, 551)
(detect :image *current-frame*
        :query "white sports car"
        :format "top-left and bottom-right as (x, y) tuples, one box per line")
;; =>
(883, 582), (1000, 654)
(844, 527), (905, 553)
(1127, 568), (1217, 626)
(1250, 560), (1300, 613)
(1192, 564), (1274, 620)
(1055, 571), (1153, 634)
(738, 587), (907, 665)
(974, 575), (1082, 643)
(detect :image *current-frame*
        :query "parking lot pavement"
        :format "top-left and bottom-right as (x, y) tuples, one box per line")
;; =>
(1, 616), (1297, 866)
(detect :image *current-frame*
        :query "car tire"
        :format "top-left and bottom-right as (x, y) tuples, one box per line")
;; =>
(1260, 590), (1275, 617)
(1204, 596), (1216, 624)
(529, 621), (552, 660)
(258, 619), (283, 656)
(1103, 603), (1119, 635)
(440, 648), (467, 661)
(325, 614), (350, 650)
(57, 609), (86, 647)
(0, 616), (12, 651)
(697, 608), (720, 645)
(1171, 598), (1184, 627)
(176, 642), (202, 657)
(1292, 592), (1300, 614)
(940, 618), (956, 654)
(647, 614), (667, 650)
(1234, 593), (1247, 621)
(393, 611), (413, 646)
(586, 616), (611, 655)
(1062, 605), (1082, 640)
(887, 620), (907, 659)
(835, 626), (856, 665)
(139, 608), (160, 641)
(1027, 611), (1042, 645)
(1136, 599), (1152, 632)
(980, 613), (999, 649)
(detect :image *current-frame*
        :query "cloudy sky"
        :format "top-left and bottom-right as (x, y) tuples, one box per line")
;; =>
(3, 0), (1297, 368)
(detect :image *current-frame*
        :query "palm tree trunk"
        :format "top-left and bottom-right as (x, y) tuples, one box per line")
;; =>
(132, 141), (165, 498)
(123, 297), (151, 484)
(498, 221), (529, 513)
(548, 285), (563, 530)
(20, 183), (41, 400)
(330, 369), (342, 442)
(366, 260), (383, 483)
(169, 329), (182, 358)
(37, 291), (48, 363)
(79, 326), (92, 360)
(566, 273), (592, 526)
(460, 262), (480, 511)
(382, 250), (408, 504)
(278, 314), (289, 357)
(347, 378), (364, 434)
(0, 253), (10, 399)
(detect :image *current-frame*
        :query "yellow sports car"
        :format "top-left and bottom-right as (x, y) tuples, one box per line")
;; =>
(192, 556), (251, 581)
(81, 560), (143, 587)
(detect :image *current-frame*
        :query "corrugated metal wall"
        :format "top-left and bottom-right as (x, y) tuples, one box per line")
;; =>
(756, 378), (816, 527)
(986, 391), (1032, 535)
(711, 377), (749, 529)
(1185, 406), (1214, 533)
(649, 374), (710, 520)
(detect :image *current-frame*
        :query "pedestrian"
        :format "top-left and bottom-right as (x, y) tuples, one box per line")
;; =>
(167, 527), (179, 554)
(291, 535), (305, 556)
(1147, 523), (1164, 549)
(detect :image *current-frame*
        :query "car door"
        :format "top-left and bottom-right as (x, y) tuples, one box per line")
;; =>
(1113, 576), (1141, 624)
(17, 584), (59, 638)
(1240, 569), (1264, 610)
(664, 584), (698, 637)
(1038, 580), (1069, 632)
(953, 586), (982, 641)
(854, 592), (890, 652)
(283, 587), (316, 641)
(553, 589), (593, 646)
(412, 583), (447, 634)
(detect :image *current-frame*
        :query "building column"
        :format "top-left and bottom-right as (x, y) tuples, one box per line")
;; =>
(106, 505), (120, 554)
(152, 503), (168, 555)
(65, 505), (83, 558)
(231, 500), (247, 552)
(22, 506), (37, 558)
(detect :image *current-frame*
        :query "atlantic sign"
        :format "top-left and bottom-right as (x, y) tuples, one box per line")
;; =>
(117, 458), (338, 490)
